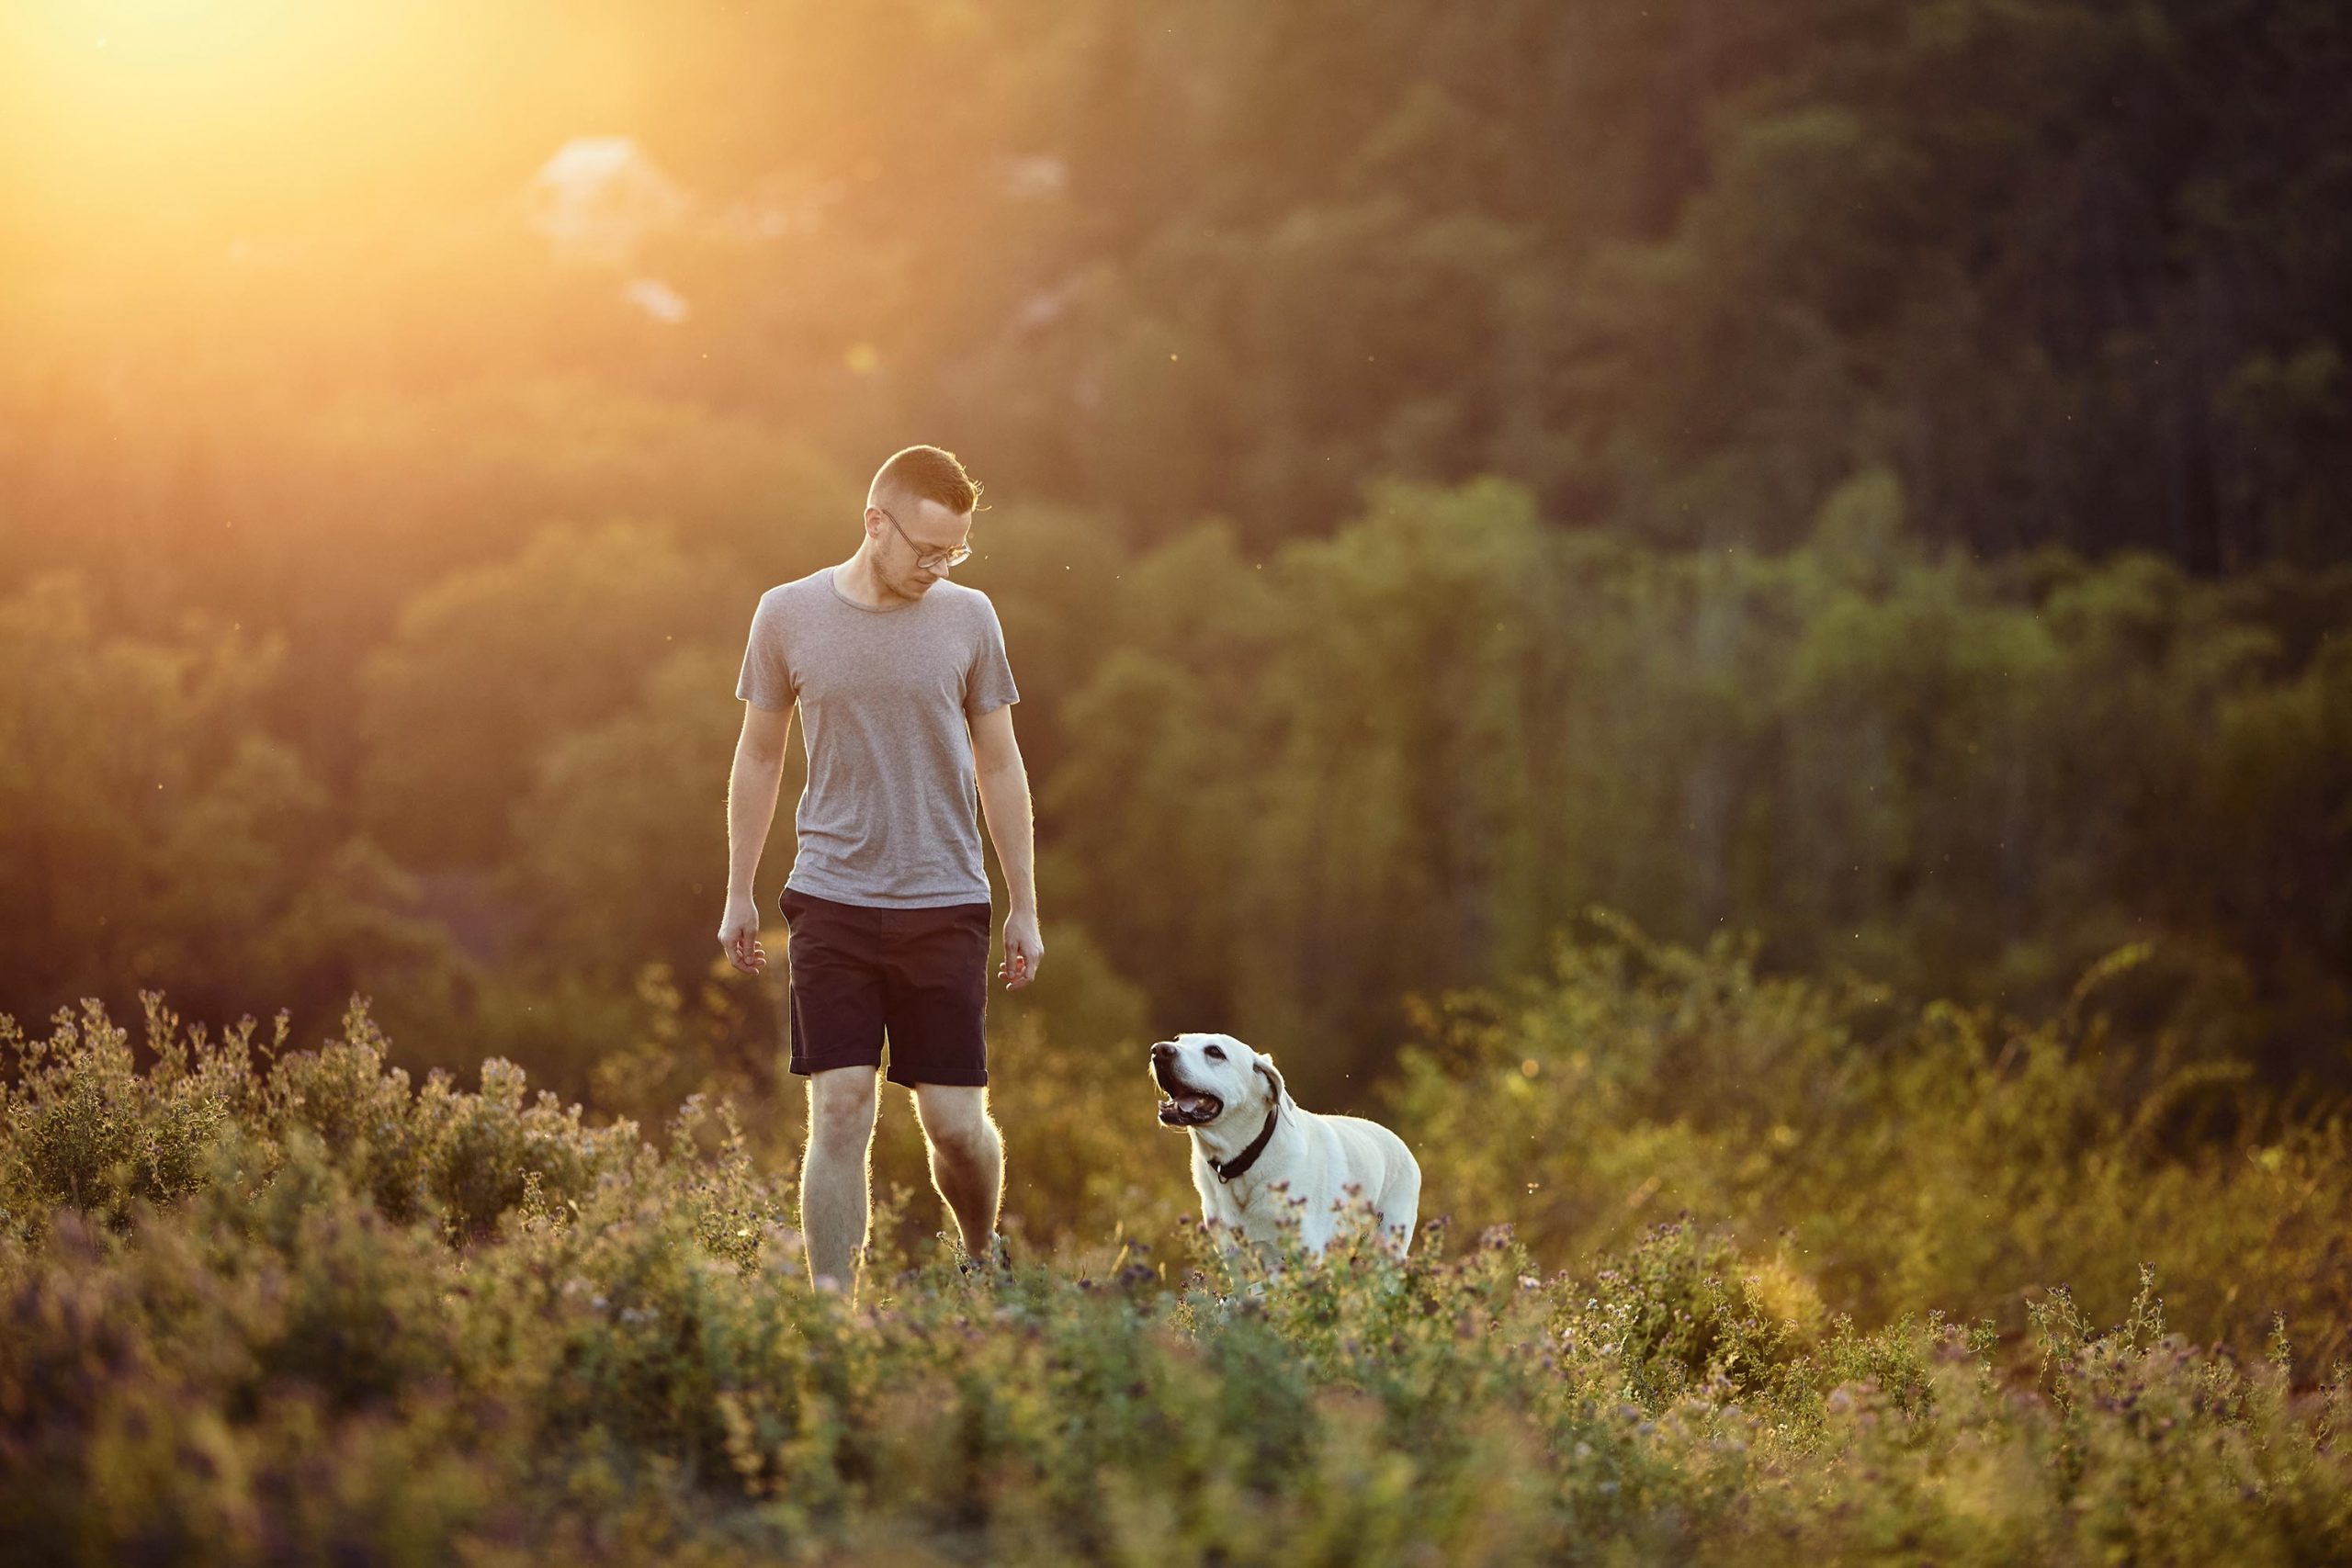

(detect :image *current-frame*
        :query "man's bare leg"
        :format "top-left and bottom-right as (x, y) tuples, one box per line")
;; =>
(912, 1083), (1003, 1261)
(802, 1066), (879, 1292)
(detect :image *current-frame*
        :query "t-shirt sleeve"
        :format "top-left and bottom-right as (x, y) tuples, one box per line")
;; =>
(734, 592), (794, 711)
(965, 597), (1020, 717)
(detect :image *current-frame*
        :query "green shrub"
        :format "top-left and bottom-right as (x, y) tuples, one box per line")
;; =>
(1391, 917), (2352, 1369)
(2, 986), (2346, 1564)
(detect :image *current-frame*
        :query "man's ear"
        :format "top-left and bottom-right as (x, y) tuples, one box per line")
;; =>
(1255, 1055), (1287, 1108)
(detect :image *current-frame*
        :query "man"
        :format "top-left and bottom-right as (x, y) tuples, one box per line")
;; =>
(718, 445), (1042, 1296)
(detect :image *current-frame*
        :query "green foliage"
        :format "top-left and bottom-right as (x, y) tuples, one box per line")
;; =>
(0, 576), (458, 1032)
(1, 993), (640, 1249)
(3, 2), (2346, 1548)
(2, 999), (2347, 1562)
(4, 0), (2348, 1123)
(505, 646), (775, 984)
(1050, 480), (2352, 1093)
(6, 476), (2346, 1317)
(357, 519), (740, 867)
(1389, 916), (2352, 1371)
(0, 995), (249, 1231)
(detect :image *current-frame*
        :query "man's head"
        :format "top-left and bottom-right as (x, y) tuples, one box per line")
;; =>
(864, 445), (981, 603)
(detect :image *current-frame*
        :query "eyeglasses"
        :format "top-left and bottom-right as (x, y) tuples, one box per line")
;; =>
(877, 506), (973, 571)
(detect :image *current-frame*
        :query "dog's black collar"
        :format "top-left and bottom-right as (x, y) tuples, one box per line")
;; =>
(1208, 1100), (1280, 1183)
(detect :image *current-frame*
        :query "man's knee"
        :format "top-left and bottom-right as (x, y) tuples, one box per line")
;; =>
(929, 1121), (997, 1170)
(915, 1089), (997, 1167)
(808, 1069), (878, 1156)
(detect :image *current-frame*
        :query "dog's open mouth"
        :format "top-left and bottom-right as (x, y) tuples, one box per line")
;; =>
(1157, 1091), (1223, 1126)
(1152, 1061), (1224, 1126)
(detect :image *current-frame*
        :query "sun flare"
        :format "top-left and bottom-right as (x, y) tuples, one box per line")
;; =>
(27, 0), (303, 68)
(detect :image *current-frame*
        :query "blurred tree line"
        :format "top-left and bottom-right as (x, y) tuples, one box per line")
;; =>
(4, 464), (2346, 1107)
(6, 0), (2347, 577)
(0, 0), (2346, 1109)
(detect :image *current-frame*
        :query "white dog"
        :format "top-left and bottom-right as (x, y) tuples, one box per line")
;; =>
(1148, 1032), (1420, 1256)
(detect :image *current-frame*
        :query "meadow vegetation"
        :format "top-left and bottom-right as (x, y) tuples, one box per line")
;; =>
(5, 922), (2346, 1563)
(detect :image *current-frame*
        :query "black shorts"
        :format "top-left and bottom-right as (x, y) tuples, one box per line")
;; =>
(778, 886), (993, 1088)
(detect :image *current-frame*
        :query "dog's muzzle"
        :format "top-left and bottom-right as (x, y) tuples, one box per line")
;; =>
(1150, 1045), (1223, 1127)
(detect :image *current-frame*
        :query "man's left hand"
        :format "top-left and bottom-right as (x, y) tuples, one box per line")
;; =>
(1000, 911), (1044, 990)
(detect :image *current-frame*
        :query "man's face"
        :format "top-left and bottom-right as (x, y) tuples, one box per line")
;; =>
(872, 496), (973, 602)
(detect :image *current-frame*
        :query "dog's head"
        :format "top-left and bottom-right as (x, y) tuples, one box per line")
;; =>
(1148, 1032), (1286, 1130)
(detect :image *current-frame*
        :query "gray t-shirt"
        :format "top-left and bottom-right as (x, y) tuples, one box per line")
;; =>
(736, 567), (1020, 908)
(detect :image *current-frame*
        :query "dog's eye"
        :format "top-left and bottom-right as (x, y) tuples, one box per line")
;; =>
(1204, 1045), (1225, 1060)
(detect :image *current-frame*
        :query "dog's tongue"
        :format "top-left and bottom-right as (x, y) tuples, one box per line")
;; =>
(1159, 1092), (1216, 1124)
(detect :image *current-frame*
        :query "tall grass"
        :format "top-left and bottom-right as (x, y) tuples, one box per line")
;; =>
(3, 942), (2346, 1563)
(1390, 915), (2352, 1370)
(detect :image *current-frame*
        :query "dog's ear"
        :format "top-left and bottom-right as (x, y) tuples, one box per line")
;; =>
(1255, 1055), (1287, 1109)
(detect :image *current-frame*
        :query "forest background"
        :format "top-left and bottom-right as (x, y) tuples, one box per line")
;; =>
(4, 0), (2350, 1337)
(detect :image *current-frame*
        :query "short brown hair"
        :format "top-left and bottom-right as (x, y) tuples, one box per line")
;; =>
(870, 445), (983, 517)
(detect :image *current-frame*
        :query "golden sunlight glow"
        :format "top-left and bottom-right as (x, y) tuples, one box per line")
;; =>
(2, 1), (597, 276)
(17, 0), (314, 122)
(40, 0), (299, 58)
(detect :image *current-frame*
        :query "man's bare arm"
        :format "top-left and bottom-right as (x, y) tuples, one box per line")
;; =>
(719, 700), (795, 973)
(971, 703), (1042, 988)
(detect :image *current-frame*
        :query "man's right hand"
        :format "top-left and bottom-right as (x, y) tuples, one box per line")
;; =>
(718, 895), (768, 975)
